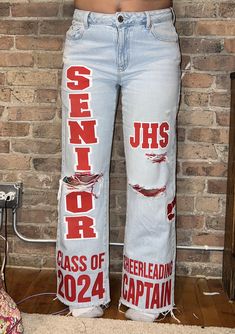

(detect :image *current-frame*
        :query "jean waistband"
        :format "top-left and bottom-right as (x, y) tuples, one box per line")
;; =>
(72, 7), (175, 29)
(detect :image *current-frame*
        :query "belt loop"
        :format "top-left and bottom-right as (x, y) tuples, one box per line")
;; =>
(170, 6), (176, 25)
(83, 11), (90, 28)
(145, 11), (152, 30)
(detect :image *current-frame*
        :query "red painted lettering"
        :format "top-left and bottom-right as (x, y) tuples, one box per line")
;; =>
(68, 120), (97, 144)
(67, 66), (91, 90)
(69, 93), (91, 118)
(130, 122), (141, 148)
(74, 147), (91, 171)
(159, 122), (169, 148)
(65, 216), (97, 239)
(129, 122), (170, 149)
(142, 123), (159, 149)
(66, 191), (93, 213)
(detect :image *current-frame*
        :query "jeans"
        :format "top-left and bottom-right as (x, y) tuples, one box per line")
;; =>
(56, 6), (181, 315)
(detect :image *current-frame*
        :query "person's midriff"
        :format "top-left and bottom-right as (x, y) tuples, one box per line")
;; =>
(74, 0), (173, 13)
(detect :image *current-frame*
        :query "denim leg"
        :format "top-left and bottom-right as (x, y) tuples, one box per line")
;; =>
(118, 13), (181, 314)
(56, 31), (119, 307)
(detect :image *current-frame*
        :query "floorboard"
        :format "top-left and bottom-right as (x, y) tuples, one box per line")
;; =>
(5, 268), (235, 328)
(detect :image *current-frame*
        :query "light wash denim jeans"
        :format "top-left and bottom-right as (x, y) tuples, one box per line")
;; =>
(56, 6), (181, 316)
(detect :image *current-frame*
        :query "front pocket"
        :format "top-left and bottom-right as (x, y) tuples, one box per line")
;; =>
(66, 21), (86, 41)
(149, 20), (179, 42)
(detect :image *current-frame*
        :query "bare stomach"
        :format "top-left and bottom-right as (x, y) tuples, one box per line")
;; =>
(74, 0), (173, 13)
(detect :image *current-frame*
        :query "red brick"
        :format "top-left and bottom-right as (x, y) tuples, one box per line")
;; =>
(7, 254), (48, 268)
(3, 171), (59, 190)
(195, 197), (220, 213)
(0, 20), (38, 35)
(190, 264), (222, 277)
(195, 21), (235, 36)
(110, 226), (124, 243)
(176, 230), (192, 245)
(176, 249), (210, 263)
(218, 2), (235, 18)
(184, 92), (209, 107)
(19, 208), (57, 224)
(32, 122), (61, 139)
(175, 21), (194, 36)
(0, 52), (33, 67)
(175, 263), (190, 276)
(177, 215), (204, 230)
(0, 106), (4, 118)
(7, 71), (57, 87)
(0, 73), (5, 85)
(177, 143), (217, 160)
(14, 241), (55, 256)
(39, 20), (71, 35)
(181, 55), (191, 71)
(215, 74), (231, 90)
(113, 142), (125, 158)
(33, 158), (61, 172)
(0, 36), (14, 50)
(11, 139), (60, 154)
(0, 122), (30, 137)
(114, 124), (124, 141)
(182, 73), (213, 88)
(11, 3), (59, 17)
(0, 88), (11, 102)
(11, 88), (35, 104)
(187, 128), (229, 144)
(0, 140), (10, 153)
(193, 55), (235, 71)
(23, 189), (57, 207)
(110, 159), (126, 174)
(177, 127), (185, 141)
(175, 164), (181, 176)
(16, 36), (63, 51)
(215, 111), (230, 126)
(35, 89), (57, 103)
(35, 53), (62, 69)
(206, 216), (225, 230)
(210, 252), (223, 264)
(174, 2), (217, 18)
(177, 178), (205, 194)
(224, 39), (235, 53)
(8, 224), (42, 239)
(41, 226), (57, 239)
(0, 239), (13, 253)
(110, 176), (127, 191)
(7, 107), (56, 121)
(192, 232), (224, 247)
(180, 38), (223, 54)
(0, 3), (10, 16)
(0, 155), (30, 170)
(182, 161), (227, 177)
(176, 195), (194, 212)
(210, 92), (231, 108)
(207, 179), (227, 194)
(63, 3), (74, 17)
(178, 111), (214, 126)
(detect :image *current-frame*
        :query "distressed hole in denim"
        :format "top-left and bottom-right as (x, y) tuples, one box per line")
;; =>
(62, 172), (103, 199)
(130, 184), (166, 197)
(145, 152), (167, 164)
(167, 196), (176, 221)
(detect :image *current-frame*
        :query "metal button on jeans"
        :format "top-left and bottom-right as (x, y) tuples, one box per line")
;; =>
(118, 15), (124, 22)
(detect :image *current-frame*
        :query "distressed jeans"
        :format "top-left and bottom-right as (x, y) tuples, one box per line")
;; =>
(56, 6), (181, 316)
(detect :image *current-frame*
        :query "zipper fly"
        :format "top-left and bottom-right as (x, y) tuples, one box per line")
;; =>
(116, 25), (130, 72)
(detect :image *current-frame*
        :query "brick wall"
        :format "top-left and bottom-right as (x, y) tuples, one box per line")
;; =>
(0, 0), (234, 277)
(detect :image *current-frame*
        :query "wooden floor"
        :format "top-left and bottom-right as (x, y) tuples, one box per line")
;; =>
(5, 268), (235, 328)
